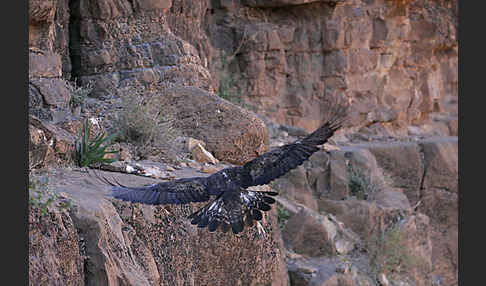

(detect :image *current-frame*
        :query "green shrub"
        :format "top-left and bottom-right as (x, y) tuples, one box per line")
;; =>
(216, 51), (248, 107)
(75, 118), (119, 167)
(277, 205), (291, 221)
(374, 225), (411, 274)
(365, 223), (426, 283)
(347, 164), (380, 200)
(276, 204), (292, 229)
(112, 88), (177, 159)
(66, 79), (93, 108)
(29, 176), (73, 216)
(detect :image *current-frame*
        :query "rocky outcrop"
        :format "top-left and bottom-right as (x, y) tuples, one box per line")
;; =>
(282, 205), (359, 257)
(68, 0), (213, 98)
(417, 138), (458, 285)
(29, 115), (76, 169)
(274, 136), (457, 286)
(29, 0), (271, 167)
(160, 86), (269, 165)
(29, 205), (84, 285)
(29, 167), (289, 285)
(201, 0), (457, 137)
(28, 0), (458, 158)
(29, 0), (458, 284)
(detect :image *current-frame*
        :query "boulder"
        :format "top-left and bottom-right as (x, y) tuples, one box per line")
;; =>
(340, 146), (387, 194)
(29, 116), (76, 169)
(318, 198), (407, 240)
(419, 137), (458, 193)
(282, 205), (358, 257)
(160, 86), (269, 165)
(30, 78), (71, 108)
(191, 143), (219, 164)
(366, 141), (424, 206)
(372, 188), (411, 211)
(287, 256), (373, 286)
(287, 258), (319, 286)
(272, 165), (319, 211)
(326, 152), (351, 200)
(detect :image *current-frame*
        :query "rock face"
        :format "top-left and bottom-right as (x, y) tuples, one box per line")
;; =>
(68, 0), (213, 98)
(29, 0), (457, 138)
(29, 168), (289, 286)
(199, 0), (458, 135)
(28, 0), (458, 158)
(29, 206), (84, 285)
(29, 0), (72, 122)
(29, 0), (270, 166)
(274, 136), (457, 286)
(29, 0), (458, 285)
(282, 205), (359, 257)
(29, 115), (76, 169)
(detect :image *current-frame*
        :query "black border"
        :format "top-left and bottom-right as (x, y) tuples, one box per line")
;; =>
(7, 0), (29, 283)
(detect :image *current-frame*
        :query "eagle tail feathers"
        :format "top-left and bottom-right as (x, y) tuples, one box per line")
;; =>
(187, 189), (277, 234)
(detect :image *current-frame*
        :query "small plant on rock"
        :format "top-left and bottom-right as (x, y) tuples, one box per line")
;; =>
(216, 51), (250, 108)
(75, 118), (119, 167)
(276, 204), (292, 229)
(365, 222), (426, 284)
(29, 176), (73, 216)
(347, 164), (380, 200)
(112, 88), (178, 159)
(66, 79), (93, 108)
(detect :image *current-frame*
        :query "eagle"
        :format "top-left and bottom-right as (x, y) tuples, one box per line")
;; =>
(110, 100), (348, 235)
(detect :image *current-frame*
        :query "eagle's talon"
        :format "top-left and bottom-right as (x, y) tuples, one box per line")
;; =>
(256, 221), (266, 237)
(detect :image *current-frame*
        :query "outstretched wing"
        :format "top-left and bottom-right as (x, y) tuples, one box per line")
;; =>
(111, 177), (211, 205)
(241, 101), (347, 187)
(188, 188), (278, 234)
(109, 97), (347, 235)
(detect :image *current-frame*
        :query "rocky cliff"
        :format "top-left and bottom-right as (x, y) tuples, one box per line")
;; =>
(271, 134), (457, 286)
(29, 167), (288, 286)
(29, 0), (457, 139)
(178, 0), (458, 137)
(29, 0), (458, 285)
(29, 136), (458, 286)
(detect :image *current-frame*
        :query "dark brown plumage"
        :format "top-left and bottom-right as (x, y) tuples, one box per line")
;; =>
(111, 99), (348, 234)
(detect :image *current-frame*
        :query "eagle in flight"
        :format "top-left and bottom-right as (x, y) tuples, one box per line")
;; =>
(110, 100), (347, 235)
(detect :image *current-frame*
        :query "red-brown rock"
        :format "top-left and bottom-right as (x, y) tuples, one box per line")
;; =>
(29, 168), (289, 286)
(160, 86), (269, 165)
